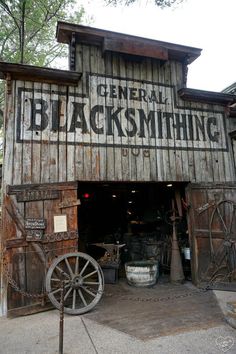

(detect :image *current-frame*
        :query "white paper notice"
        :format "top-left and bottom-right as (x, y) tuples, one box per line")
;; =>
(54, 215), (67, 233)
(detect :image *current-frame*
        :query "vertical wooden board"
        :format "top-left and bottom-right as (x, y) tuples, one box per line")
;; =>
(145, 58), (157, 181)
(12, 80), (23, 186)
(90, 45), (101, 181)
(97, 47), (106, 181)
(48, 83), (62, 183)
(201, 101), (216, 183)
(5, 81), (16, 185)
(82, 45), (93, 181)
(104, 51), (115, 181)
(186, 183), (236, 285)
(22, 81), (34, 184)
(223, 150), (235, 182)
(60, 189), (78, 253)
(134, 59), (146, 181)
(67, 84), (76, 182)
(119, 56), (131, 181)
(171, 61), (184, 89)
(172, 61), (192, 182)
(232, 138), (236, 171)
(205, 103), (221, 183)
(191, 186), (210, 230)
(211, 106), (225, 183)
(182, 100), (195, 182)
(132, 60), (144, 181)
(126, 60), (137, 181)
(43, 194), (61, 264)
(4, 196), (26, 311)
(2, 196), (22, 310)
(58, 86), (68, 182)
(74, 44), (84, 180)
(31, 81), (42, 184)
(169, 61), (184, 181)
(186, 100), (210, 183)
(2, 79), (16, 238)
(218, 114), (235, 182)
(112, 53), (123, 181)
(160, 62), (172, 181)
(152, 59), (164, 181)
(196, 237), (212, 280)
(24, 200), (45, 302)
(163, 61), (176, 181)
(40, 82), (52, 183)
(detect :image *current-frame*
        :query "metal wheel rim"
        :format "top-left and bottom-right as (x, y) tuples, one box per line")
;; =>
(46, 252), (104, 315)
(209, 201), (236, 260)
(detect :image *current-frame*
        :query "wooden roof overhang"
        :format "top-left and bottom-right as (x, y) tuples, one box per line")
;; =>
(56, 21), (202, 64)
(0, 61), (81, 86)
(178, 88), (236, 106)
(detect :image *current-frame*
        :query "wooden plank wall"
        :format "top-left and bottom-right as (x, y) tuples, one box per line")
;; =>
(186, 184), (236, 285)
(2, 44), (235, 186)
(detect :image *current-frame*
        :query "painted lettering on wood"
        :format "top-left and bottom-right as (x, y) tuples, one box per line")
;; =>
(25, 218), (46, 230)
(16, 190), (59, 202)
(16, 74), (227, 151)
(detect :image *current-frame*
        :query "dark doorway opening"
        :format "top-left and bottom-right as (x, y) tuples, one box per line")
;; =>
(77, 182), (191, 281)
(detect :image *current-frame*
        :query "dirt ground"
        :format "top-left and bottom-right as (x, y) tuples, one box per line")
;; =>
(84, 279), (225, 340)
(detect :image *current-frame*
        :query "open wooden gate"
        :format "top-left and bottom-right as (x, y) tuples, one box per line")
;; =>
(186, 183), (236, 290)
(2, 181), (79, 317)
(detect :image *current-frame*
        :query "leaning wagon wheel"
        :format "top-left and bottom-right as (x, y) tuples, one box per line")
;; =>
(209, 201), (236, 261)
(46, 252), (104, 315)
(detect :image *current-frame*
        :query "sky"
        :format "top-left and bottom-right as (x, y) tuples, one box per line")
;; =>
(77, 0), (236, 92)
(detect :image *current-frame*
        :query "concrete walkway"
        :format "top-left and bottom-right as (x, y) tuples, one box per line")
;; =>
(0, 291), (236, 354)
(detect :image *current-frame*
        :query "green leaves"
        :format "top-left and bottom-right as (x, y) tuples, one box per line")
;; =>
(0, 0), (87, 130)
(0, 0), (86, 66)
(105, 0), (183, 7)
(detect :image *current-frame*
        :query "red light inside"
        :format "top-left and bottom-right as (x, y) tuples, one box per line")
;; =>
(83, 193), (90, 199)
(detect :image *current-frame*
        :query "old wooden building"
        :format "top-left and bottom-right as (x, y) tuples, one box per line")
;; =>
(0, 22), (236, 316)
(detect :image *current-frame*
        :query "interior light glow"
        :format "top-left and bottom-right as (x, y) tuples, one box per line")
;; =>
(167, 184), (173, 187)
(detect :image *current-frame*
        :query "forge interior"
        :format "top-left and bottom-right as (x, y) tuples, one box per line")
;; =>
(77, 182), (191, 282)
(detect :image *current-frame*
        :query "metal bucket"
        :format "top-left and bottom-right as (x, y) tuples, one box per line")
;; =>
(125, 260), (159, 287)
(183, 247), (191, 260)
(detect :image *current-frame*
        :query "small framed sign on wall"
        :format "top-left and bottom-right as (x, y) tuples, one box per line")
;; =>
(54, 215), (67, 233)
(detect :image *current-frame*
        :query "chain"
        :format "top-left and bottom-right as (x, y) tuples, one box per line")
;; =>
(1, 231), (78, 299)
(104, 285), (210, 303)
(2, 259), (46, 299)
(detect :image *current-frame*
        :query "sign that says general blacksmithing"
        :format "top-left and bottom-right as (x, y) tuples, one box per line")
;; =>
(16, 74), (227, 151)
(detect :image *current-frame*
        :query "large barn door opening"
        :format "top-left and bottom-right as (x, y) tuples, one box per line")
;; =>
(2, 182), (78, 317)
(186, 183), (236, 290)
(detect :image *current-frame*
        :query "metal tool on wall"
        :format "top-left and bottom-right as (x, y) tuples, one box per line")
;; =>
(170, 199), (185, 284)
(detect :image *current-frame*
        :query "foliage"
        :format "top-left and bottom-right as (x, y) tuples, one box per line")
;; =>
(105, 0), (184, 8)
(0, 0), (86, 66)
(0, 0), (88, 134)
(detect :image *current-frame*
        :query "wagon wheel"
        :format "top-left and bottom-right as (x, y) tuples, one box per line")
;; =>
(209, 201), (236, 258)
(208, 201), (236, 281)
(46, 252), (104, 315)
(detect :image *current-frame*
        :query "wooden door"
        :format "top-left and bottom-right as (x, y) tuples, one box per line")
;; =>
(2, 181), (79, 316)
(186, 183), (236, 290)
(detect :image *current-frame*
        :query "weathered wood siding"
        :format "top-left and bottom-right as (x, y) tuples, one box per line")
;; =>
(1, 182), (78, 316)
(3, 45), (235, 185)
(186, 183), (236, 285)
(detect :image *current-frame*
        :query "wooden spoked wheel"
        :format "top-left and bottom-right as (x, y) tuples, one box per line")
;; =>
(46, 252), (104, 315)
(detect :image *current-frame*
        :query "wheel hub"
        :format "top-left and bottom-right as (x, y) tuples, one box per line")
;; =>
(71, 275), (83, 289)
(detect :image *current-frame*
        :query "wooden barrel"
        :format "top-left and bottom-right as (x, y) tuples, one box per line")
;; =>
(125, 260), (159, 287)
